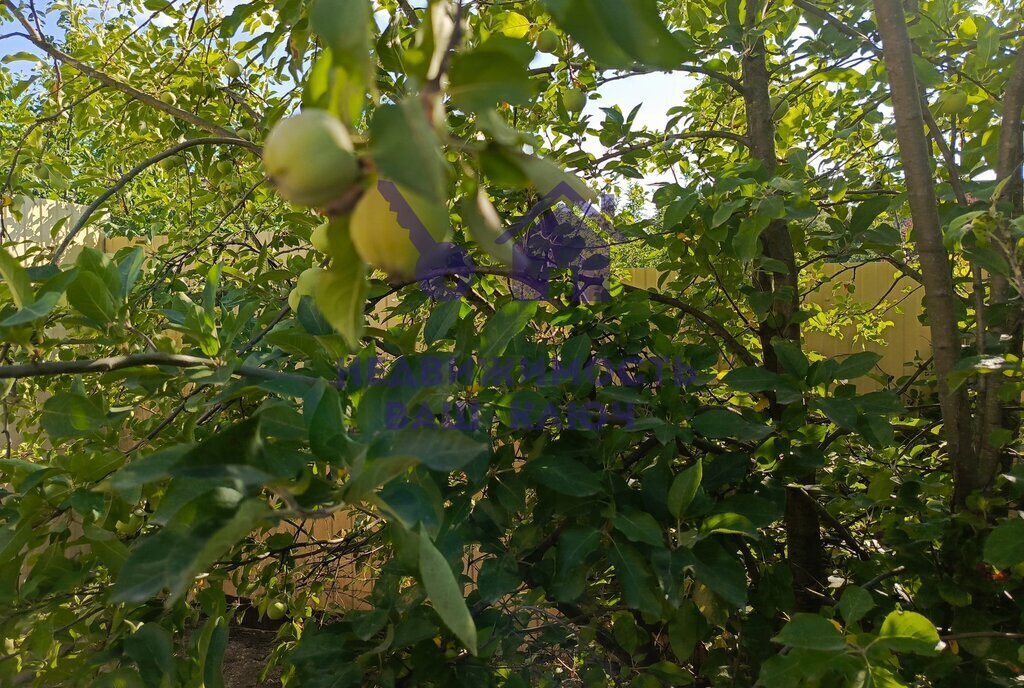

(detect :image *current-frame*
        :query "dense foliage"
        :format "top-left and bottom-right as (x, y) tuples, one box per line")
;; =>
(1, 0), (1023, 686)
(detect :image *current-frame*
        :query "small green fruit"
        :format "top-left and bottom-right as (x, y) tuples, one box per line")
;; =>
(262, 109), (359, 207)
(350, 183), (421, 280)
(562, 88), (586, 113)
(537, 29), (559, 53)
(936, 89), (969, 116)
(310, 223), (331, 254)
(261, 12), (274, 26)
(266, 601), (287, 620)
(159, 91), (177, 106)
(288, 267), (325, 311)
(224, 60), (242, 79)
(158, 156), (182, 171)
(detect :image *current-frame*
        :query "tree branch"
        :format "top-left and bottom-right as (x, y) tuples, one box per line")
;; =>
(631, 287), (758, 367)
(2, 0), (237, 139)
(396, 0), (421, 26)
(0, 352), (316, 386)
(591, 130), (749, 166)
(52, 136), (261, 263)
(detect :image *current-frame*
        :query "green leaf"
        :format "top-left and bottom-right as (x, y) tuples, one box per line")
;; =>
(849, 197), (890, 234)
(41, 392), (108, 439)
(543, 0), (689, 69)
(911, 54), (942, 87)
(772, 339), (809, 378)
(526, 456), (603, 496)
(691, 540), (747, 607)
(700, 512), (759, 538)
(983, 519), (1024, 569)
(186, 500), (272, 594)
(176, 415), (264, 471)
(724, 367), (783, 392)
(450, 38), (534, 111)
(67, 271), (116, 325)
(344, 455), (418, 503)
(711, 200), (743, 228)
(668, 602), (700, 662)
(772, 614), (846, 651)
(691, 410), (771, 442)
(667, 459), (702, 518)
(424, 299), (461, 343)
(613, 509), (664, 547)
(113, 500), (271, 603)
(308, 384), (349, 461)
(724, 366), (802, 404)
(0, 290), (60, 326)
(833, 352), (881, 380)
(838, 585), (874, 625)
(734, 213), (771, 261)
(463, 189), (516, 265)
(477, 557), (522, 603)
(116, 247), (146, 298)
(75, 247), (122, 297)
(418, 528), (477, 655)
(876, 611), (940, 655)
(497, 11), (531, 39)
(124, 624), (175, 687)
(388, 427), (487, 472)
(0, 247), (33, 309)
(370, 100), (448, 204)
(310, 0), (373, 79)
(112, 525), (200, 602)
(197, 616), (229, 688)
(480, 301), (537, 360)
(313, 258), (368, 350)
(552, 526), (602, 601)
(609, 537), (663, 618)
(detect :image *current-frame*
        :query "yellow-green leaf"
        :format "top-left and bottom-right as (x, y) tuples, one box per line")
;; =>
(418, 528), (477, 655)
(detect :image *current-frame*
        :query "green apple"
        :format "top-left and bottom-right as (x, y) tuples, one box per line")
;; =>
(537, 29), (559, 54)
(262, 109), (360, 207)
(350, 182), (421, 280)
(310, 222), (331, 254)
(266, 601), (287, 620)
(935, 89), (969, 116)
(288, 267), (326, 311)
(562, 88), (587, 113)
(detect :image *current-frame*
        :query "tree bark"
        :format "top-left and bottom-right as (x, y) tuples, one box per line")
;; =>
(873, 0), (977, 505)
(742, 2), (824, 612)
(982, 47), (1024, 477)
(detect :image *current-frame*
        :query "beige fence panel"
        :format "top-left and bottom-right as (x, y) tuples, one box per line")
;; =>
(802, 262), (928, 383)
(623, 265), (927, 383)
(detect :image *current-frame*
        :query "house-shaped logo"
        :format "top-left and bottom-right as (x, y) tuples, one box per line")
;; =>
(380, 180), (622, 303)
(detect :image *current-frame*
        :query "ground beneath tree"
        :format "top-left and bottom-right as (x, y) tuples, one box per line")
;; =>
(222, 627), (283, 688)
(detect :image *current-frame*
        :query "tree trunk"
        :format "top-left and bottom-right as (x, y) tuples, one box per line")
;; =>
(981, 48), (1024, 478)
(873, 0), (977, 505)
(742, 2), (824, 612)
